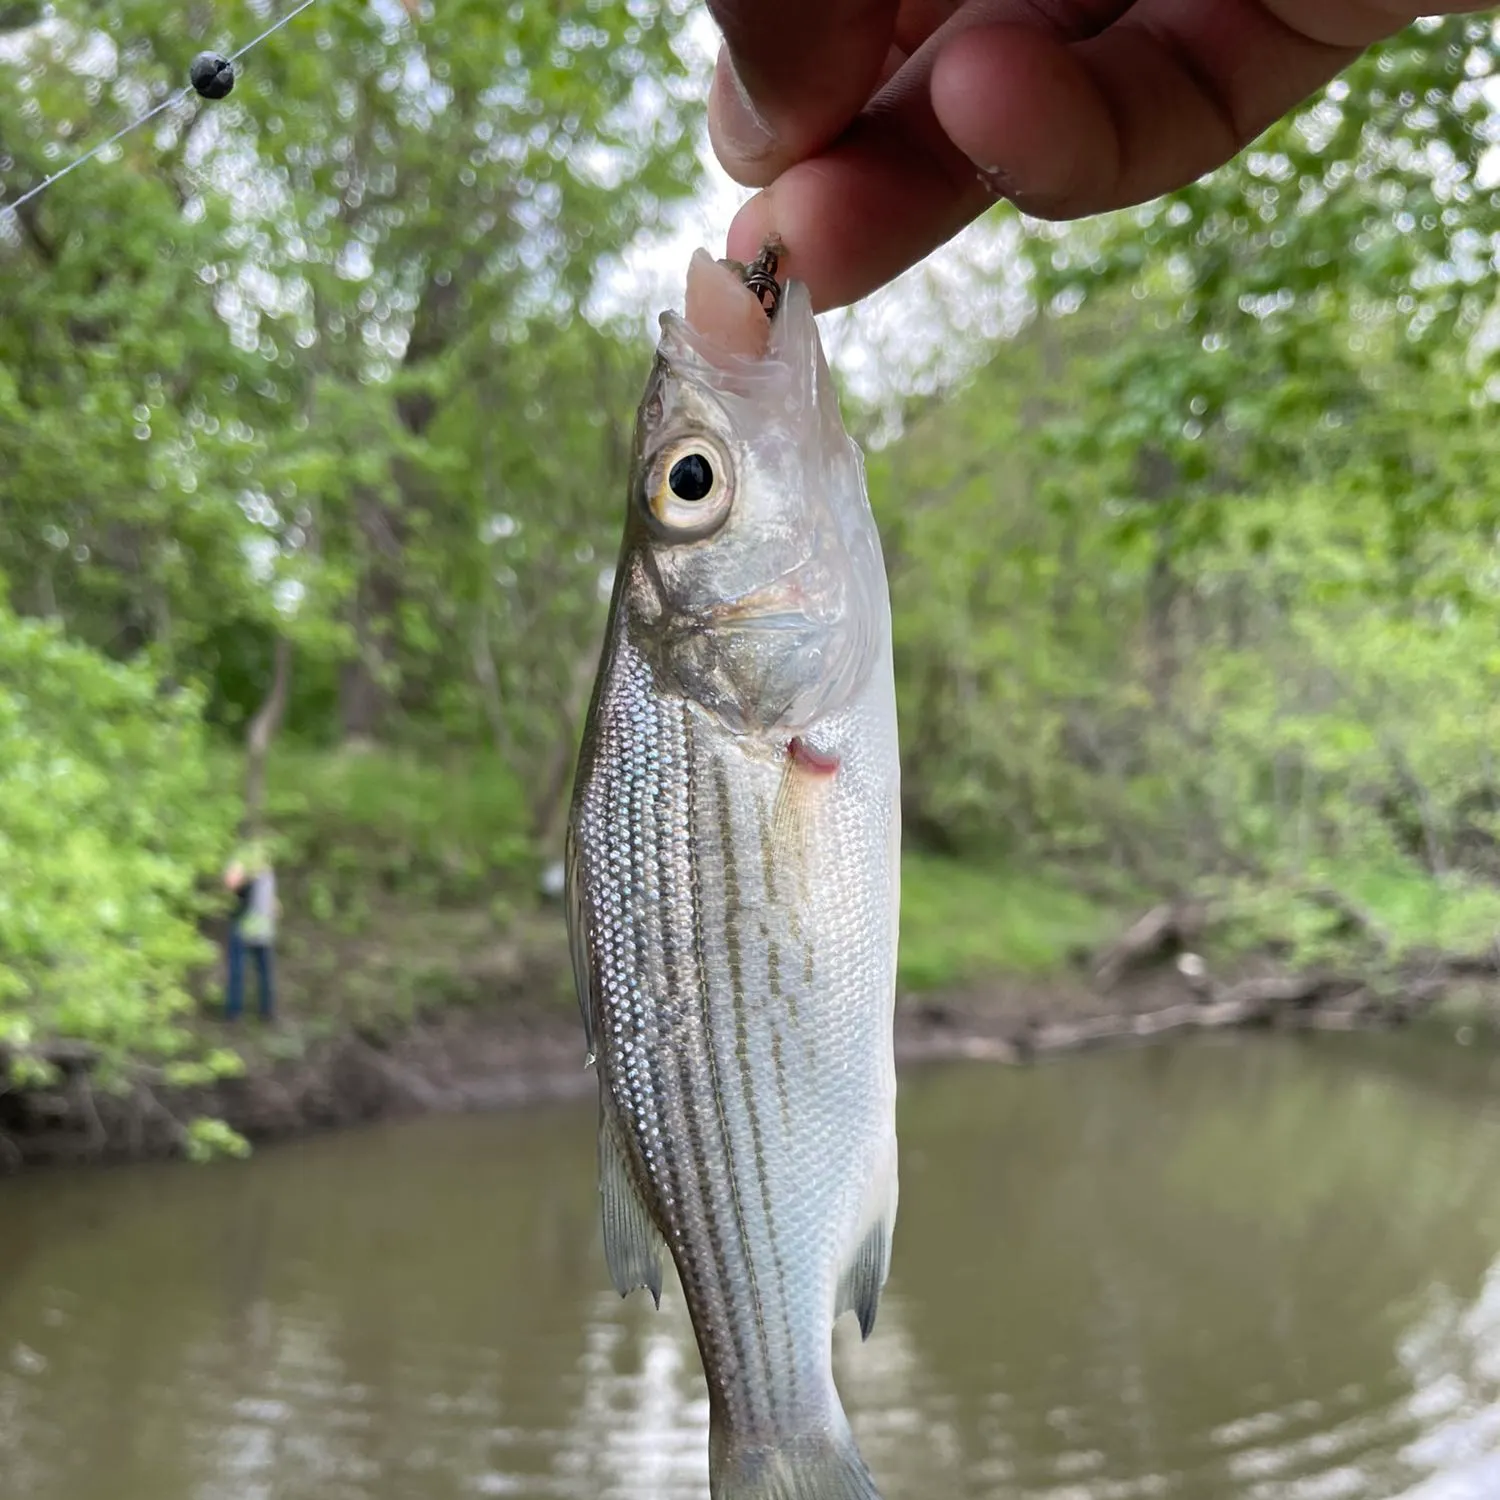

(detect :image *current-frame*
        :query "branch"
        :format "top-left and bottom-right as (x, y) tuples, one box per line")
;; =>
(12, 196), (55, 263)
(244, 634), (293, 830)
(1299, 884), (1391, 951)
(72, 1073), (107, 1156)
(136, 1083), (190, 1150)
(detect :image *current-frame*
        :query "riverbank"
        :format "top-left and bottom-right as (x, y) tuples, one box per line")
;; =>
(5, 873), (1499, 1172)
(10, 734), (1500, 1174)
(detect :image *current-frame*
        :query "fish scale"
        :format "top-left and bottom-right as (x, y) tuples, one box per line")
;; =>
(567, 265), (899, 1500)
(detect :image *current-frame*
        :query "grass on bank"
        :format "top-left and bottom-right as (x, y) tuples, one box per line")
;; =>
(896, 851), (1115, 992)
(1327, 864), (1500, 955)
(1213, 861), (1500, 972)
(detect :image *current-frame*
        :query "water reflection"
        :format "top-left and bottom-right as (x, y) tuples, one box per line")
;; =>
(5, 1035), (1500, 1499)
(545, 1292), (706, 1499)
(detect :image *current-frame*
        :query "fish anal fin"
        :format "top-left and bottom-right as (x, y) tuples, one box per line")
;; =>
(835, 1216), (893, 1341)
(836, 1163), (898, 1341)
(599, 1110), (664, 1308)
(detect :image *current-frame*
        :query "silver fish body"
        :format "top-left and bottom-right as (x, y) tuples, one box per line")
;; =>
(566, 276), (899, 1500)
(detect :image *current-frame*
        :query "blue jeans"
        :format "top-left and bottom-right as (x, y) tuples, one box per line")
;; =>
(225, 929), (275, 1020)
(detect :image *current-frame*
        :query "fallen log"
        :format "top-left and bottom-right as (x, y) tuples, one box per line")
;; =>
(1028, 993), (1286, 1057)
(905, 965), (1405, 1069)
(1213, 973), (1351, 1010)
(1094, 900), (1207, 989)
(1432, 948), (1500, 978)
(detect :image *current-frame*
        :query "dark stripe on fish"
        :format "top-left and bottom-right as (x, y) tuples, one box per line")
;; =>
(714, 752), (799, 1394)
(682, 706), (769, 1425)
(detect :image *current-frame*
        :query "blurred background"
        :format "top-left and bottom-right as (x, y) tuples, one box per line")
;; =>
(8, 4), (1500, 1499)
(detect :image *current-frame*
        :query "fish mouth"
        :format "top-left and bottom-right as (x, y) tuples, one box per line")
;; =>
(657, 311), (770, 382)
(656, 278), (820, 390)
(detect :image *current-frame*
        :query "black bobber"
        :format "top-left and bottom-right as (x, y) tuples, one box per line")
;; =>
(190, 52), (235, 101)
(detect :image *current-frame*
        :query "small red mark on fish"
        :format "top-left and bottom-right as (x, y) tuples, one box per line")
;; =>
(788, 737), (839, 776)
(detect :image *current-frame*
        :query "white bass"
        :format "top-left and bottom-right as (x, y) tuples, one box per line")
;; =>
(565, 246), (901, 1500)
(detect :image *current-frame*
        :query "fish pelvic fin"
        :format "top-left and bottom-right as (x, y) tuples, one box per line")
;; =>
(598, 1108), (664, 1307)
(710, 1420), (883, 1500)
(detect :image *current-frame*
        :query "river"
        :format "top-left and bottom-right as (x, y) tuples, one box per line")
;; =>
(5, 1033), (1500, 1499)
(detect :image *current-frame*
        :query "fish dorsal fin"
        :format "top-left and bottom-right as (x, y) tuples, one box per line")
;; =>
(599, 1110), (665, 1308)
(563, 823), (594, 1061)
(835, 1173), (898, 1341)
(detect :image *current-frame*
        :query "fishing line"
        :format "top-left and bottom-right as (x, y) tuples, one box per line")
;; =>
(227, 0), (322, 65)
(1, 0), (324, 220)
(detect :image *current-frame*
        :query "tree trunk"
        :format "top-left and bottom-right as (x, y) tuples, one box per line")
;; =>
(245, 636), (292, 832)
(470, 592), (511, 758)
(338, 488), (401, 744)
(333, 268), (464, 747)
(1134, 445), (1180, 710)
(338, 648), (385, 744)
(1145, 539), (1179, 709)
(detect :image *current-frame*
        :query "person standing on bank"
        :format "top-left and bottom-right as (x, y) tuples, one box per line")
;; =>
(223, 834), (278, 1023)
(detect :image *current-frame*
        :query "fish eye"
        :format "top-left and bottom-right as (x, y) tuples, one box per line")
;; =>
(645, 436), (733, 540)
(668, 453), (714, 502)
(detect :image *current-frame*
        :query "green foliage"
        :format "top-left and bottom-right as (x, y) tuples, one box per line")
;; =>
(1, 0), (696, 769)
(0, 595), (235, 1078)
(1026, 15), (1500, 537)
(0, 0), (697, 1105)
(263, 744), (532, 912)
(183, 1116), (251, 1163)
(1212, 866), (1500, 974)
(161, 1049), (247, 1089)
(897, 853), (1113, 992)
(7, 4), (1500, 1119)
(876, 18), (1500, 928)
(1329, 868), (1500, 958)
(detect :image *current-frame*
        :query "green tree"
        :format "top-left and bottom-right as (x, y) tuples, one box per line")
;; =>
(0, 592), (235, 1081)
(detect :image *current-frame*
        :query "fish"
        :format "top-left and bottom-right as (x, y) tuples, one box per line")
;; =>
(564, 245), (901, 1500)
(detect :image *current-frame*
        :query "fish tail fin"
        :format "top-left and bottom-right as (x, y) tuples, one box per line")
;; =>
(710, 1413), (883, 1500)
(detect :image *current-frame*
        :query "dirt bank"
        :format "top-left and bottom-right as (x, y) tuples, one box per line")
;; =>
(4, 904), (1493, 1173)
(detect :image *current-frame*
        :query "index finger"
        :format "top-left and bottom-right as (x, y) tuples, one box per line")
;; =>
(706, 0), (902, 186)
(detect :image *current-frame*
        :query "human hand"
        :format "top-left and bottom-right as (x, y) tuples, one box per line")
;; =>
(707, 2), (1494, 312)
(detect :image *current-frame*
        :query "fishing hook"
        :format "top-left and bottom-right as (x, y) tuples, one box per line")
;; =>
(741, 237), (785, 320)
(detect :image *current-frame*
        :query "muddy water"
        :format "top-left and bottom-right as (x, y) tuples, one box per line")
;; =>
(6, 1033), (1500, 1499)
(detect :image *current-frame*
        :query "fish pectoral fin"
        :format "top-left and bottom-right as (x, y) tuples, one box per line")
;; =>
(563, 824), (595, 1061)
(599, 1110), (665, 1308)
(835, 1203), (896, 1342)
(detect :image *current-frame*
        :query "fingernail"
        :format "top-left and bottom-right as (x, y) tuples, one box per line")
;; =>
(712, 49), (775, 164)
(973, 163), (1016, 200)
